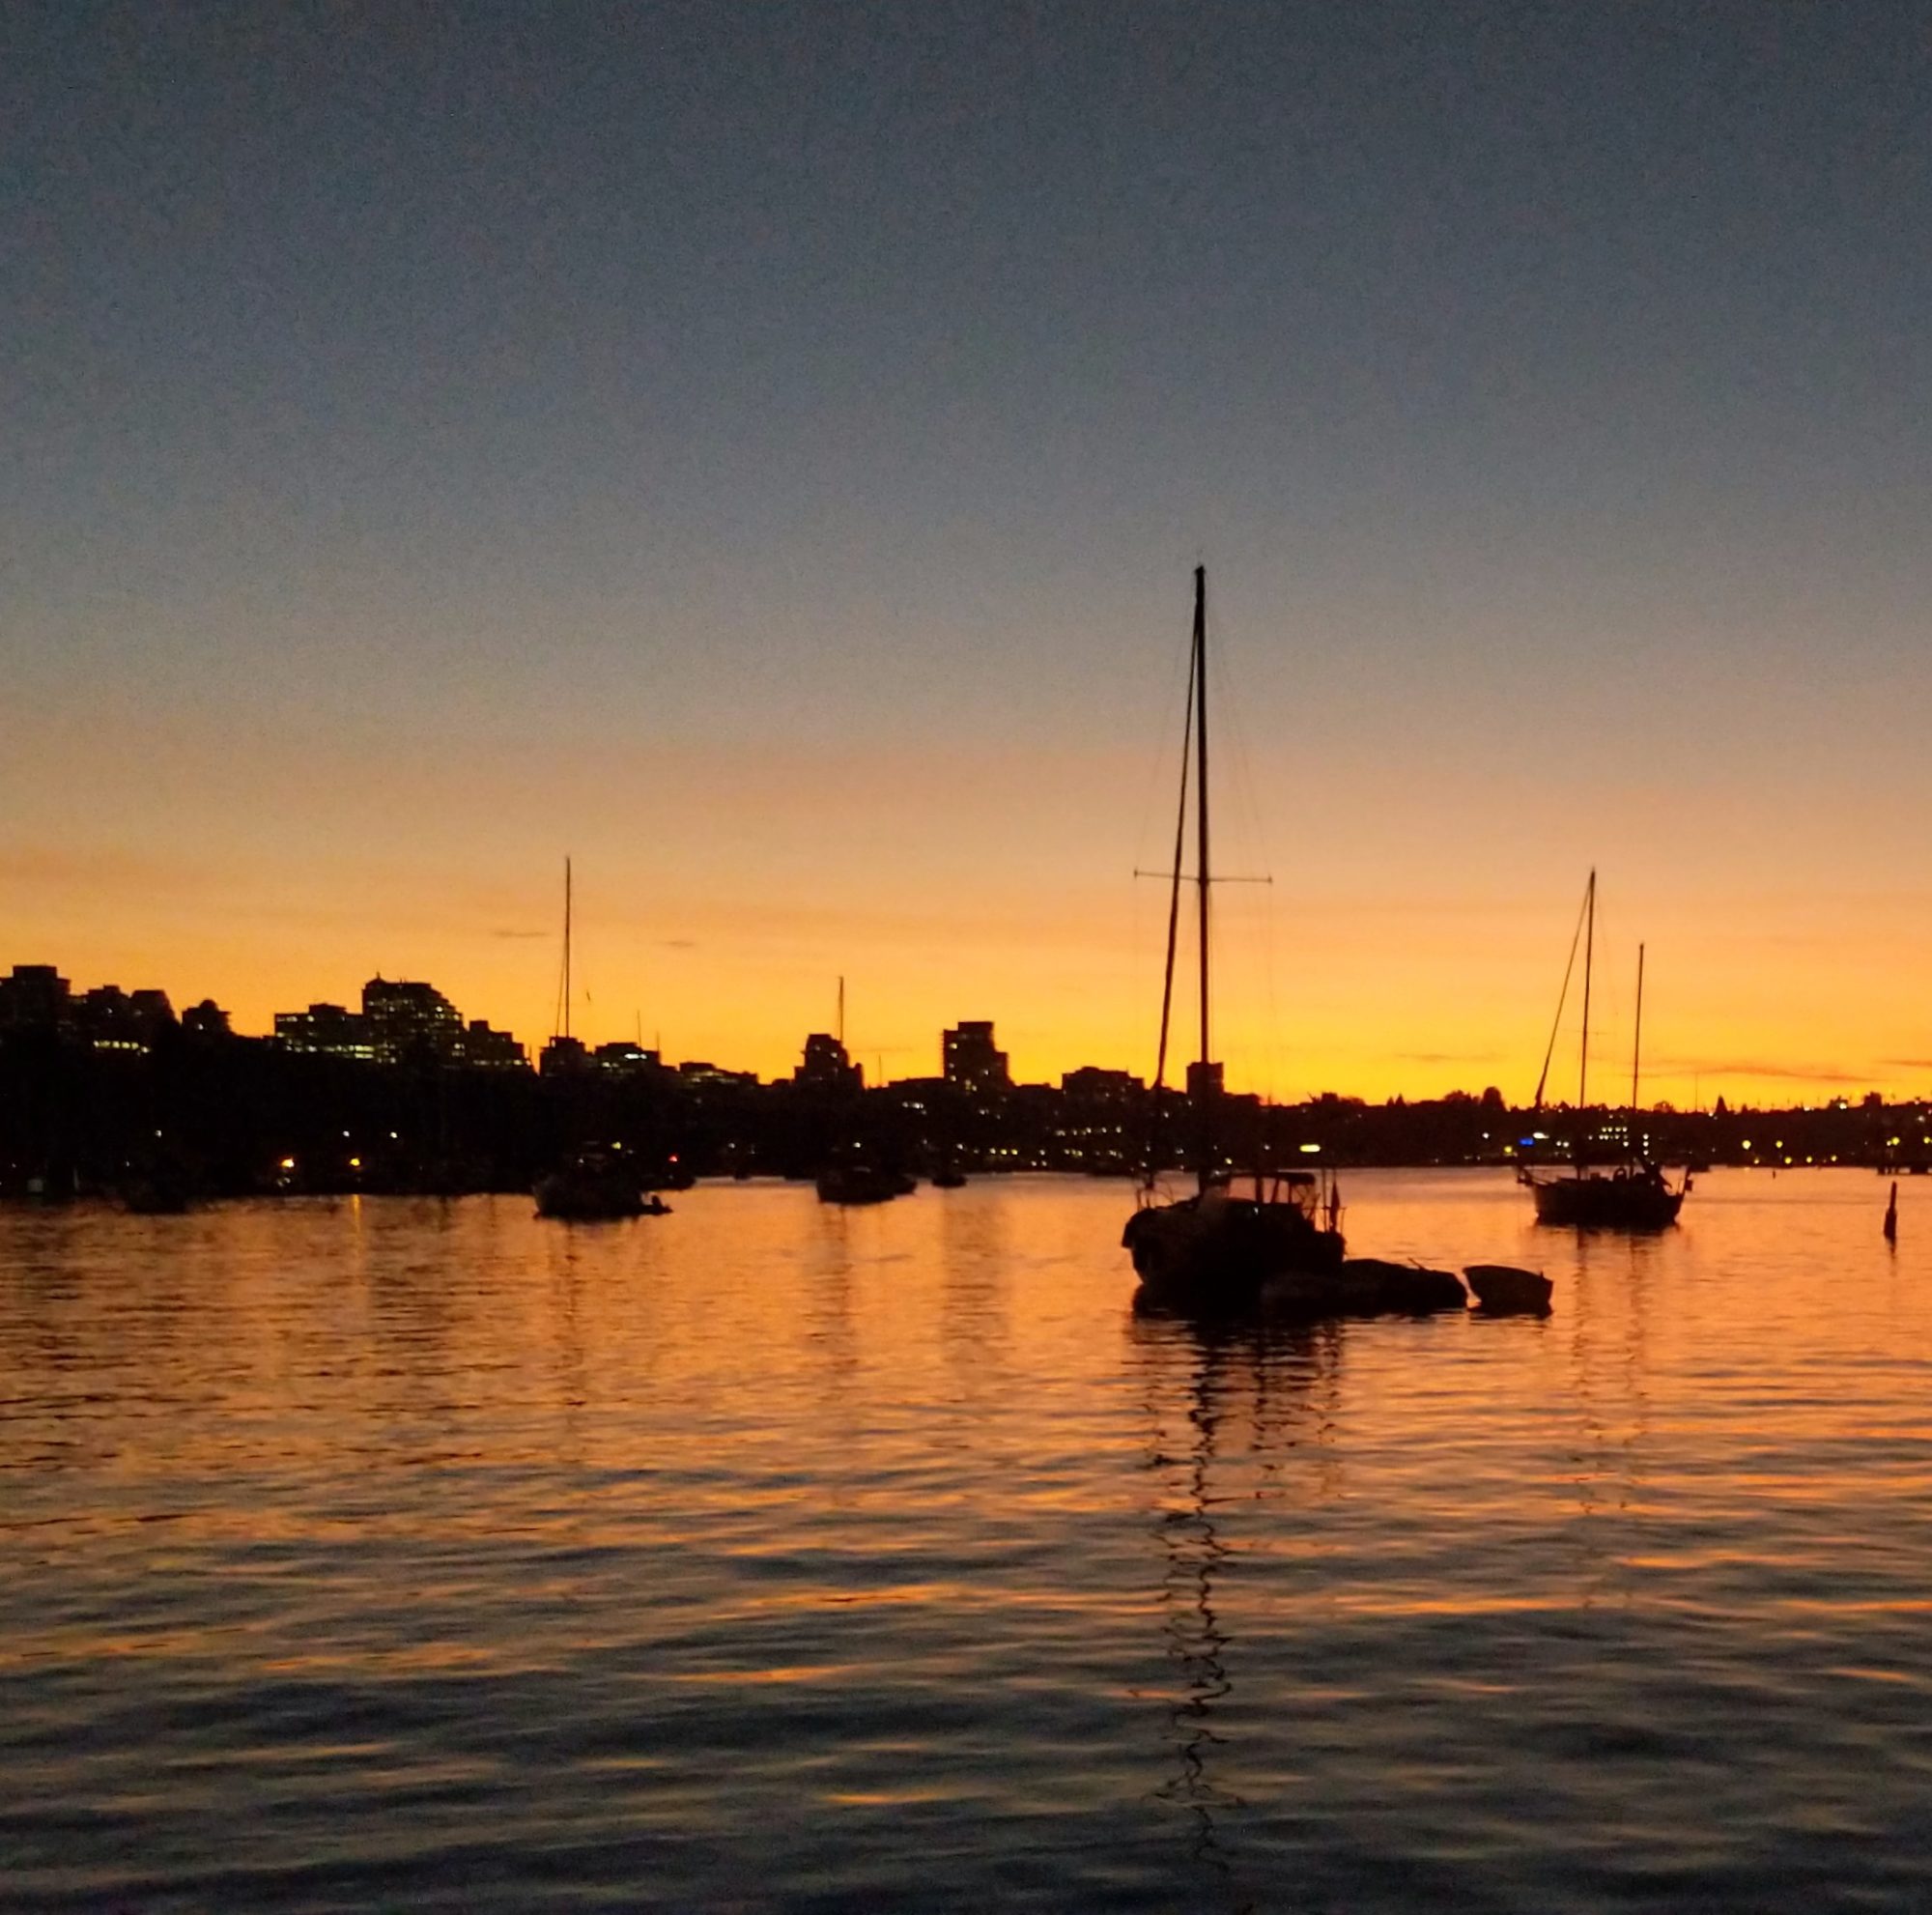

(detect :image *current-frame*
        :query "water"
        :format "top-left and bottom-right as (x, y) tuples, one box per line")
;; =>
(4, 1170), (1930, 1911)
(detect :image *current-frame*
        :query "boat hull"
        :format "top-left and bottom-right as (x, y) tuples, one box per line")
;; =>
(815, 1166), (909, 1205)
(1529, 1172), (1682, 1230)
(533, 1164), (652, 1220)
(1124, 1196), (1346, 1315)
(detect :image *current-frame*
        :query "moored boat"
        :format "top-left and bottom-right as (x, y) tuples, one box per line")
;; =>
(1122, 568), (1346, 1313)
(1126, 1170), (1346, 1315)
(1521, 873), (1687, 1231)
(1530, 1164), (1681, 1229)
(1464, 1263), (1554, 1315)
(815, 1158), (909, 1205)
(534, 1151), (660, 1220)
(531, 862), (668, 1221)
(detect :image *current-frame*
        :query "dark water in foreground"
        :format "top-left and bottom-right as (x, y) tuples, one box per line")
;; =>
(4, 1169), (1931, 1911)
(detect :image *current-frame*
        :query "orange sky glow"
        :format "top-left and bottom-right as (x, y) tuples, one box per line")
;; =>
(12, 11), (1931, 1108)
(14, 647), (1932, 1108)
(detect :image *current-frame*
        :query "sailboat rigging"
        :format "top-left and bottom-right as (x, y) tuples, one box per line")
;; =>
(1122, 567), (1346, 1313)
(1522, 872), (1685, 1230)
(533, 858), (666, 1221)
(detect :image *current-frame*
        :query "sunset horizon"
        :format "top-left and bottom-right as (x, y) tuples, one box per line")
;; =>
(12, 9), (1932, 1908)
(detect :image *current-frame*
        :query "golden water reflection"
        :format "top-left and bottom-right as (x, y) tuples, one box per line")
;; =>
(4, 1171), (1932, 1910)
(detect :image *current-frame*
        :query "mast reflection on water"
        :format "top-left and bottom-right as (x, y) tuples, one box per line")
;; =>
(1134, 1316), (1345, 1907)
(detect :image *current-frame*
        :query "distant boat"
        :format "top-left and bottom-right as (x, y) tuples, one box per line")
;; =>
(1122, 567), (1346, 1313)
(930, 1165), (968, 1189)
(815, 1158), (910, 1206)
(534, 1151), (663, 1220)
(532, 859), (665, 1221)
(1522, 872), (1686, 1231)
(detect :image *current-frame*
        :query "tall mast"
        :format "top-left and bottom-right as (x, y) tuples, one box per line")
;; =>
(562, 856), (573, 1043)
(1631, 941), (1645, 1159)
(838, 975), (845, 1047)
(1192, 565), (1212, 1188)
(1577, 867), (1594, 1173)
(1193, 567), (1210, 1072)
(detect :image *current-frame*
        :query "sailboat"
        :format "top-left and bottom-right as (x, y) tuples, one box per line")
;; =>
(1522, 870), (1685, 1230)
(811, 977), (914, 1204)
(1122, 567), (1347, 1313)
(533, 858), (661, 1221)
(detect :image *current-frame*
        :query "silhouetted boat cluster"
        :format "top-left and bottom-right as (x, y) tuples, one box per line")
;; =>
(1116, 570), (1677, 1320)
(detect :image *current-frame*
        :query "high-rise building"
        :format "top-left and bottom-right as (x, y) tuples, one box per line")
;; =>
(274, 1003), (377, 1060)
(181, 999), (233, 1040)
(361, 978), (464, 1063)
(75, 986), (175, 1050)
(1185, 1060), (1225, 1102)
(591, 1041), (661, 1075)
(458, 1020), (526, 1069)
(0, 964), (71, 1031)
(679, 1060), (758, 1089)
(538, 1035), (589, 1076)
(943, 1020), (1009, 1094)
(795, 1032), (863, 1091)
(1062, 1067), (1143, 1100)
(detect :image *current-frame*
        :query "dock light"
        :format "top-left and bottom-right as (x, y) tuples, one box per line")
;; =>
(279, 1157), (296, 1171)
(1742, 1139), (1752, 1150)
(348, 1157), (361, 1169)
(1298, 1143), (1321, 1155)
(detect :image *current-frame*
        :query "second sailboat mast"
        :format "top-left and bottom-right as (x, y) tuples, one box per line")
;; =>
(1577, 867), (1595, 1175)
(1631, 940), (1646, 1153)
(1192, 566), (1213, 1190)
(1193, 565), (1210, 1077)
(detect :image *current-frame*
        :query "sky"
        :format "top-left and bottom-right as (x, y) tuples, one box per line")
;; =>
(6, 2), (1931, 1103)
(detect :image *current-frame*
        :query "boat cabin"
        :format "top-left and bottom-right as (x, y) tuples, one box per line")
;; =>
(1202, 1166), (1341, 1227)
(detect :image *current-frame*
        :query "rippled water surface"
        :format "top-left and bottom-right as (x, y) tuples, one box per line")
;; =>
(5, 1170), (1932, 1910)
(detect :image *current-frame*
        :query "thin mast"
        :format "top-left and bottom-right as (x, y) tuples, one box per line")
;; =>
(563, 856), (573, 1043)
(838, 976), (845, 1048)
(1532, 880), (1591, 1109)
(1577, 867), (1594, 1174)
(1192, 564), (1212, 1188)
(1146, 630), (1197, 1187)
(1631, 941), (1645, 1159)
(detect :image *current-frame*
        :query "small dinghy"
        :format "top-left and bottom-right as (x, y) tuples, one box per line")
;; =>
(1463, 1265), (1552, 1316)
